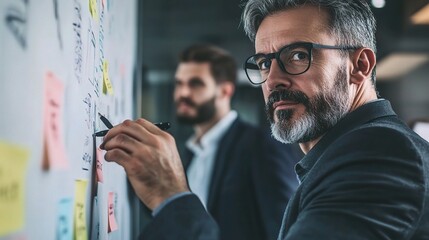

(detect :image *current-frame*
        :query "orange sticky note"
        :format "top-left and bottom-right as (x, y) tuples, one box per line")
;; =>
(0, 141), (29, 236)
(96, 147), (104, 182)
(107, 192), (118, 232)
(43, 72), (68, 170)
(74, 179), (88, 240)
(102, 60), (114, 95)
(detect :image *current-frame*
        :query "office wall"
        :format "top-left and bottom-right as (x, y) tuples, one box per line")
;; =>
(0, 0), (137, 239)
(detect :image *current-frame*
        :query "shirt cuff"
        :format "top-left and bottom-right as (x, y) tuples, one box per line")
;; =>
(151, 191), (193, 217)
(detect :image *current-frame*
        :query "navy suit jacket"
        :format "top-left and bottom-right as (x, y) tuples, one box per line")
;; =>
(278, 100), (429, 239)
(181, 117), (300, 240)
(140, 100), (429, 240)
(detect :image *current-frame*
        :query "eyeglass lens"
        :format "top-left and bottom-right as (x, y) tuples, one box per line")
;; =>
(245, 44), (312, 84)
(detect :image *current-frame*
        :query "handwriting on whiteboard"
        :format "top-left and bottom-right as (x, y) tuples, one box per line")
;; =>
(73, 0), (83, 83)
(5, 0), (28, 49)
(85, 19), (100, 97)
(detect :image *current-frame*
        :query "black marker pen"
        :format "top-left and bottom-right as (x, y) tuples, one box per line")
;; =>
(93, 122), (171, 137)
(98, 113), (114, 129)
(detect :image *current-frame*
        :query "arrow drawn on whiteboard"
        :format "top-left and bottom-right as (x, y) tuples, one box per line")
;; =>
(4, 0), (29, 49)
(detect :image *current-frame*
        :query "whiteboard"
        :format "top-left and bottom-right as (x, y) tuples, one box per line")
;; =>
(0, 0), (137, 239)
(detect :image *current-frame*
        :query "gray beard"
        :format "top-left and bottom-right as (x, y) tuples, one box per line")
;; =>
(271, 109), (317, 144)
(269, 66), (351, 144)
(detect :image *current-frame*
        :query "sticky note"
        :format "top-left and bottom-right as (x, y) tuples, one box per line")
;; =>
(43, 72), (69, 170)
(107, 192), (118, 232)
(89, 0), (98, 20)
(102, 60), (114, 95)
(96, 148), (104, 182)
(74, 179), (88, 240)
(0, 141), (29, 236)
(56, 198), (73, 240)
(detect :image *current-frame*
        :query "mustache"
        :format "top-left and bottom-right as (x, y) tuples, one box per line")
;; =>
(265, 89), (310, 123)
(176, 97), (196, 107)
(266, 90), (310, 110)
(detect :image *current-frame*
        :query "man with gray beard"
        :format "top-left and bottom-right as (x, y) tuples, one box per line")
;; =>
(266, 65), (349, 144)
(100, 0), (429, 239)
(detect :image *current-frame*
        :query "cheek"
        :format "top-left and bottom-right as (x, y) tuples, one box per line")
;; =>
(295, 75), (325, 99)
(261, 86), (269, 103)
(173, 91), (183, 102)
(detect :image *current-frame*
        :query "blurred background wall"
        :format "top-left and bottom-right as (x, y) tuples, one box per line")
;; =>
(135, 0), (429, 147)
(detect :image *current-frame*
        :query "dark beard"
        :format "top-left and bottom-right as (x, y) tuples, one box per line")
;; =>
(265, 65), (350, 143)
(176, 96), (216, 125)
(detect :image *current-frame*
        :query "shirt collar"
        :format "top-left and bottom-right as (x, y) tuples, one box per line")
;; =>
(186, 110), (238, 153)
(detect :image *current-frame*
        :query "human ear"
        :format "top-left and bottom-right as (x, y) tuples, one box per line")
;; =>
(350, 48), (376, 84)
(218, 81), (235, 98)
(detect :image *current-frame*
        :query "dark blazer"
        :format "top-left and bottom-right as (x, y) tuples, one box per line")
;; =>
(181, 117), (301, 240)
(278, 100), (429, 239)
(141, 100), (429, 240)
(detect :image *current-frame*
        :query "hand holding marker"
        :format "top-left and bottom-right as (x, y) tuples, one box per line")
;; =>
(93, 113), (171, 137)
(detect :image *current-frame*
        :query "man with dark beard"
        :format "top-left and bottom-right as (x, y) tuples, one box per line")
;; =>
(172, 43), (300, 240)
(100, 1), (429, 239)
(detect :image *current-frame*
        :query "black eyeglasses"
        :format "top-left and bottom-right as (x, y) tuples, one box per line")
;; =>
(244, 42), (359, 85)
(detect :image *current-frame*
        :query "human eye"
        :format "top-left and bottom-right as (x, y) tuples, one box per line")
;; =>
(290, 50), (309, 62)
(174, 79), (183, 88)
(189, 78), (205, 88)
(256, 58), (271, 71)
(280, 45), (310, 64)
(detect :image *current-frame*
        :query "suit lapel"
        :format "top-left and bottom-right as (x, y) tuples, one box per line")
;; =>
(182, 147), (194, 171)
(206, 118), (242, 211)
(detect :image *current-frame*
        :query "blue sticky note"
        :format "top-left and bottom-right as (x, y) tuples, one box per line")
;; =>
(57, 198), (73, 240)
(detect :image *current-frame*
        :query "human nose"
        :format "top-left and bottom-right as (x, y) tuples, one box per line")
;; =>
(264, 59), (291, 91)
(175, 84), (191, 98)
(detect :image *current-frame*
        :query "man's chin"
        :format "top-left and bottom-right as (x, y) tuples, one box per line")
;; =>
(273, 109), (294, 123)
(271, 111), (315, 144)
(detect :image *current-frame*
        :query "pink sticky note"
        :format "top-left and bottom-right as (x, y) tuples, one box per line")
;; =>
(107, 192), (118, 232)
(43, 72), (68, 170)
(96, 147), (104, 182)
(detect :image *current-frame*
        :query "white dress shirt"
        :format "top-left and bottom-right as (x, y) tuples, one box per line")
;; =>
(186, 110), (238, 207)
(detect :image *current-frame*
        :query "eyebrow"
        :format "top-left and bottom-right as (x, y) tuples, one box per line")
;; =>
(174, 77), (205, 85)
(255, 41), (296, 55)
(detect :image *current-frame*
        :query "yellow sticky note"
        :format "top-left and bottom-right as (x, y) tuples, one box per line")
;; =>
(89, 0), (98, 20)
(74, 179), (88, 240)
(102, 60), (114, 95)
(0, 141), (29, 236)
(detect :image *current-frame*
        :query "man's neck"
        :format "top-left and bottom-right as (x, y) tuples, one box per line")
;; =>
(349, 82), (378, 112)
(194, 110), (230, 143)
(299, 93), (379, 154)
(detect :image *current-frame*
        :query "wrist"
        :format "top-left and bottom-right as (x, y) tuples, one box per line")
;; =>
(146, 188), (190, 210)
(151, 191), (193, 216)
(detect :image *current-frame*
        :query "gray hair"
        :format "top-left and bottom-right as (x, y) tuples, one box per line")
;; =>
(241, 0), (377, 83)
